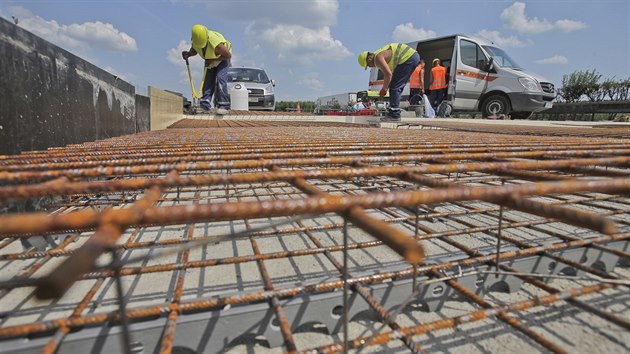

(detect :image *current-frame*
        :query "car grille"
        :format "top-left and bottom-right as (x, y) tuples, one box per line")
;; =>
(540, 82), (554, 94)
(247, 88), (264, 96)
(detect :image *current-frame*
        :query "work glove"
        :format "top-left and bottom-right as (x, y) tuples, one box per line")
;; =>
(379, 88), (387, 97)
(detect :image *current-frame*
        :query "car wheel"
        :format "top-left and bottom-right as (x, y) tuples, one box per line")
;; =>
(510, 111), (533, 119)
(481, 94), (510, 117)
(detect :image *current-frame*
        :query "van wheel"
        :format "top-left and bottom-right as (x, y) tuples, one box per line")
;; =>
(510, 111), (533, 119)
(481, 95), (510, 118)
(437, 101), (452, 117)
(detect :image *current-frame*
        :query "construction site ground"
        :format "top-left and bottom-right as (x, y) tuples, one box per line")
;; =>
(1, 115), (629, 354)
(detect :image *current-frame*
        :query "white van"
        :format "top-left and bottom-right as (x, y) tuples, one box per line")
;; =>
(368, 34), (556, 118)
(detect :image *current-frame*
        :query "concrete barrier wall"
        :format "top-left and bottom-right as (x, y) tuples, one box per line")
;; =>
(0, 17), (146, 155)
(135, 94), (151, 133)
(149, 86), (183, 130)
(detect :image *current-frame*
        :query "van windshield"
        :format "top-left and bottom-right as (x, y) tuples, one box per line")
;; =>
(228, 68), (270, 83)
(482, 46), (521, 69)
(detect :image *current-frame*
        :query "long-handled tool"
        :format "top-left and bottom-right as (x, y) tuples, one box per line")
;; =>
(185, 58), (208, 113)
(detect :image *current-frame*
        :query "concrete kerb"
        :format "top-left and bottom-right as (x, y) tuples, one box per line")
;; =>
(175, 114), (630, 129)
(181, 113), (377, 125)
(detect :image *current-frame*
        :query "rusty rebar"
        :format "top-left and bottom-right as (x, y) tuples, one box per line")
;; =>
(285, 172), (423, 352)
(2, 148), (630, 184)
(1, 232), (627, 340)
(2, 177), (629, 238)
(2, 124), (630, 354)
(299, 283), (615, 353)
(2, 155), (629, 203)
(34, 187), (162, 299)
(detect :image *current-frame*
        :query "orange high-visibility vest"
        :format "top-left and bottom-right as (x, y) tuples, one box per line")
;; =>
(409, 64), (425, 89)
(430, 65), (447, 90)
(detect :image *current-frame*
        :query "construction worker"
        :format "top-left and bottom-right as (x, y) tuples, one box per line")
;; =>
(181, 24), (232, 113)
(408, 59), (425, 106)
(358, 43), (420, 122)
(429, 58), (447, 111)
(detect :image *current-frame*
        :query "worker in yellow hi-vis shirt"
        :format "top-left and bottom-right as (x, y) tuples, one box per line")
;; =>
(357, 43), (420, 122)
(181, 24), (232, 113)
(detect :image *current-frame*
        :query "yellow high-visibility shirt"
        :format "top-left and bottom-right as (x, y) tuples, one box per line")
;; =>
(374, 43), (416, 71)
(192, 29), (232, 60)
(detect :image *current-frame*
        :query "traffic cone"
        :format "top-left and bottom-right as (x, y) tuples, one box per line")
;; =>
(296, 101), (301, 113)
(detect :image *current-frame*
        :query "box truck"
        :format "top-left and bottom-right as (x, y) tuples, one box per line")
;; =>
(368, 34), (556, 118)
(315, 92), (358, 113)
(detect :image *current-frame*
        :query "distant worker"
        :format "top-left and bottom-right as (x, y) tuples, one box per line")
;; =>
(358, 43), (420, 122)
(181, 24), (232, 113)
(409, 59), (425, 106)
(429, 58), (447, 111)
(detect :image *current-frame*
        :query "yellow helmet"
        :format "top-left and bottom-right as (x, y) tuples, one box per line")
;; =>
(191, 24), (208, 48)
(358, 51), (369, 69)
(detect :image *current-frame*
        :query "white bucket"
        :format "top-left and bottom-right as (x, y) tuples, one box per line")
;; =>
(229, 83), (249, 111)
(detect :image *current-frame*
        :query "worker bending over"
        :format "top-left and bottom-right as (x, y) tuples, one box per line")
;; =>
(181, 24), (232, 113)
(358, 43), (420, 122)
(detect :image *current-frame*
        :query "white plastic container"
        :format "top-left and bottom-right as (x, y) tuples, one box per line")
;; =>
(229, 83), (249, 111)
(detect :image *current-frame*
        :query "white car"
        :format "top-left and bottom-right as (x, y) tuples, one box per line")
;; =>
(227, 67), (275, 111)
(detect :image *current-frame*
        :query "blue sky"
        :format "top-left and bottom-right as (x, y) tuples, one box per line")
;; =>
(1, 0), (628, 101)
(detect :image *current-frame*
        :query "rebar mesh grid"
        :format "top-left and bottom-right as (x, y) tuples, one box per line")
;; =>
(0, 122), (629, 354)
(169, 119), (368, 129)
(412, 120), (630, 139)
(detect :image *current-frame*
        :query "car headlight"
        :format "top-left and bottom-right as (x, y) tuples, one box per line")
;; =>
(265, 83), (274, 92)
(518, 77), (542, 92)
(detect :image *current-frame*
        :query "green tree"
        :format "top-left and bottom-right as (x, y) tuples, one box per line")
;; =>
(558, 69), (602, 102)
(601, 78), (630, 101)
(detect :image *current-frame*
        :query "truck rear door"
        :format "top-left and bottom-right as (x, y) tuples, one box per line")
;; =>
(368, 68), (382, 91)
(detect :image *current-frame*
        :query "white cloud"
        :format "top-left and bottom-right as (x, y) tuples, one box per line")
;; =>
(501, 2), (587, 35)
(500, 2), (552, 34)
(8, 6), (137, 52)
(175, 1), (347, 72)
(175, 0), (338, 28)
(246, 24), (351, 66)
(167, 40), (191, 65)
(297, 73), (325, 90)
(475, 30), (528, 48)
(172, 1), (349, 69)
(167, 40), (205, 86)
(392, 23), (436, 43)
(64, 22), (137, 52)
(535, 55), (568, 65)
(555, 19), (589, 32)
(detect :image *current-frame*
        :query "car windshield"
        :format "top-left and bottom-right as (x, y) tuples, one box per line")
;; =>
(228, 68), (270, 83)
(482, 46), (521, 69)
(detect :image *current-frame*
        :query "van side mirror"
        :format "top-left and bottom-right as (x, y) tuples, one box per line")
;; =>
(483, 57), (494, 72)
(271, 79), (276, 87)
